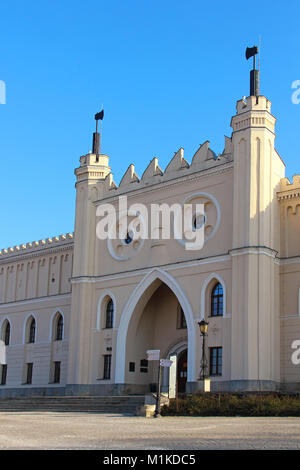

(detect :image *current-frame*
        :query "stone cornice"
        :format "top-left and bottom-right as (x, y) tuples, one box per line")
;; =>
(0, 293), (71, 309)
(277, 189), (300, 201)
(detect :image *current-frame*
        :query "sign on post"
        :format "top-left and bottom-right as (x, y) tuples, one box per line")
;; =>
(160, 359), (173, 368)
(169, 355), (177, 399)
(146, 349), (160, 361)
(0, 340), (6, 365)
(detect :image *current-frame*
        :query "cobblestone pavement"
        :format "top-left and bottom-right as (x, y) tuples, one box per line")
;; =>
(0, 412), (300, 449)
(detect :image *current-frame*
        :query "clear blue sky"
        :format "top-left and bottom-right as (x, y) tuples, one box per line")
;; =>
(1, 0), (299, 249)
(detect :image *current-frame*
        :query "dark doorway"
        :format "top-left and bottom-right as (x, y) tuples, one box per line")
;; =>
(177, 349), (188, 393)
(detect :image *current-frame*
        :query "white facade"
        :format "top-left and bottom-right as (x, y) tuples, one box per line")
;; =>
(1, 92), (300, 397)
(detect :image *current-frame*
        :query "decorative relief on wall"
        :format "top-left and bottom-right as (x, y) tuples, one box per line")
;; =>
(107, 211), (145, 261)
(177, 192), (220, 248)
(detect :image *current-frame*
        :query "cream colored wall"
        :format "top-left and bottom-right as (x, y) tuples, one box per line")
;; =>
(3, 92), (300, 394)
(277, 178), (300, 385)
(0, 295), (71, 388)
(69, 136), (235, 389)
(93, 168), (234, 277)
(0, 244), (73, 304)
(229, 96), (284, 386)
(77, 258), (232, 388)
(0, 241), (73, 389)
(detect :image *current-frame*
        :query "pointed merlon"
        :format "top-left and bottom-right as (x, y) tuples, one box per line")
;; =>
(119, 164), (140, 186)
(222, 136), (232, 155)
(141, 157), (163, 181)
(104, 172), (117, 191)
(165, 148), (189, 173)
(191, 141), (210, 166)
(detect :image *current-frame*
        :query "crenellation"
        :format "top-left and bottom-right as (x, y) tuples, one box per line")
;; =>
(141, 157), (163, 181)
(277, 174), (300, 201)
(165, 147), (189, 173)
(119, 164), (140, 186)
(0, 232), (74, 258)
(101, 139), (232, 197)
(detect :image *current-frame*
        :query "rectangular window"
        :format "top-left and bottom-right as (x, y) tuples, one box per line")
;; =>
(53, 361), (61, 383)
(1, 365), (7, 385)
(103, 355), (111, 380)
(129, 362), (135, 372)
(209, 347), (222, 376)
(26, 363), (33, 384)
(140, 359), (148, 373)
(177, 306), (187, 329)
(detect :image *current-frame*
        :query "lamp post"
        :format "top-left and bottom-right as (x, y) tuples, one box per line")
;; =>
(198, 319), (209, 381)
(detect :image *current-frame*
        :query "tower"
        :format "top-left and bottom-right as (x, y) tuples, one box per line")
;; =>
(67, 116), (111, 390)
(230, 60), (285, 390)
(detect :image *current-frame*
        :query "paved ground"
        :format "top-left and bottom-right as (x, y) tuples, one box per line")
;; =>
(0, 412), (300, 449)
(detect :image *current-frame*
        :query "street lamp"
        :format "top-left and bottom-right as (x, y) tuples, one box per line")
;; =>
(198, 319), (209, 381)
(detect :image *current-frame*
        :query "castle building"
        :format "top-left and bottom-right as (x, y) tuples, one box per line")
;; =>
(1, 76), (300, 397)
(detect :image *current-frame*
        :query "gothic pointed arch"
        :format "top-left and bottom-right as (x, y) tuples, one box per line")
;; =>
(115, 268), (196, 383)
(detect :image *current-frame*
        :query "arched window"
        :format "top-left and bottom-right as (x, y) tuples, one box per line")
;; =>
(55, 314), (63, 341)
(211, 283), (223, 317)
(1, 320), (10, 346)
(28, 318), (36, 343)
(4, 321), (10, 346)
(105, 299), (114, 329)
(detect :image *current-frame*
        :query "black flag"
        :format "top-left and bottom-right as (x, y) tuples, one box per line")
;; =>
(95, 110), (104, 121)
(245, 46), (258, 60)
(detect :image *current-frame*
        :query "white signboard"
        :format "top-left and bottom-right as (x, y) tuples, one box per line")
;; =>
(169, 355), (177, 399)
(160, 359), (173, 368)
(146, 349), (160, 361)
(0, 340), (6, 365)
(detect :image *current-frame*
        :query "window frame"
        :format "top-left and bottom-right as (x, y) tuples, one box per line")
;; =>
(26, 363), (33, 384)
(28, 318), (36, 344)
(103, 354), (112, 380)
(53, 361), (61, 383)
(210, 283), (224, 317)
(4, 321), (10, 346)
(1, 364), (7, 385)
(177, 305), (187, 330)
(209, 347), (222, 376)
(105, 299), (114, 329)
(55, 314), (63, 341)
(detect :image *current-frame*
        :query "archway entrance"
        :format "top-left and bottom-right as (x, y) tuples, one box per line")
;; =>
(123, 281), (188, 393)
(177, 349), (188, 393)
(115, 268), (197, 389)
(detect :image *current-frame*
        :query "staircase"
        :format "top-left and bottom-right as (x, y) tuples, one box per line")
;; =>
(0, 396), (145, 414)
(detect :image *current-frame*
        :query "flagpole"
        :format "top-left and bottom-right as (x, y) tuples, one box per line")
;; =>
(99, 104), (103, 155)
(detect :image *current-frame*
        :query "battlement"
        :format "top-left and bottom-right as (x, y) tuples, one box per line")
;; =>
(102, 137), (233, 195)
(277, 175), (300, 201)
(235, 95), (272, 114)
(0, 232), (74, 259)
